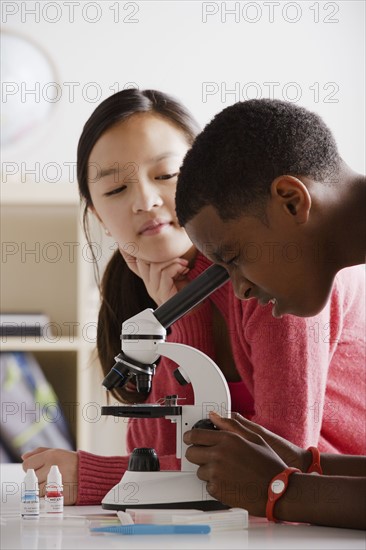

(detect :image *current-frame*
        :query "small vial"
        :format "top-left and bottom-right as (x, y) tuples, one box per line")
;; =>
(21, 469), (40, 517)
(45, 465), (64, 513)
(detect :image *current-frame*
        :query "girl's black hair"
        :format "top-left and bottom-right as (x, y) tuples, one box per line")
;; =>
(77, 89), (200, 403)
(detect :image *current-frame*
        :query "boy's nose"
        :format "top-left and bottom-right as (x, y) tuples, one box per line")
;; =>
(231, 272), (253, 301)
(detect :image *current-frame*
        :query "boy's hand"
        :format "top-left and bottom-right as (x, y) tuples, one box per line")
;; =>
(22, 447), (78, 505)
(183, 415), (287, 516)
(209, 412), (308, 471)
(120, 250), (190, 305)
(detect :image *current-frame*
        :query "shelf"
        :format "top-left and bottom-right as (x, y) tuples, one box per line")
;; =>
(0, 179), (125, 455)
(0, 183), (79, 205)
(0, 337), (83, 352)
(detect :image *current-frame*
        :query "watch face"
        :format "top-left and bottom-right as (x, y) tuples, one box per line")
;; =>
(1, 31), (57, 147)
(271, 479), (285, 494)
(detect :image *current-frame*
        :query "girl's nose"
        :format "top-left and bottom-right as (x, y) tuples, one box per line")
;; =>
(132, 181), (163, 213)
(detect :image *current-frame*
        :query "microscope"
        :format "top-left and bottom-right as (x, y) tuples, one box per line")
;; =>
(101, 264), (231, 510)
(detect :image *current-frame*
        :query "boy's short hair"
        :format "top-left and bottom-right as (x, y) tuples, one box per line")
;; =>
(176, 99), (341, 225)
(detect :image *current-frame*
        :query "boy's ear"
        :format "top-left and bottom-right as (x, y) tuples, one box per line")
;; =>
(270, 175), (311, 223)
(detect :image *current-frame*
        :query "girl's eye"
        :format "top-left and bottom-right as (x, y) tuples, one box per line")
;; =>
(155, 172), (179, 181)
(104, 185), (127, 197)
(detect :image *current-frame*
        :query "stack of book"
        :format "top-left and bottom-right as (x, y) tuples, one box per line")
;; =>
(0, 313), (50, 338)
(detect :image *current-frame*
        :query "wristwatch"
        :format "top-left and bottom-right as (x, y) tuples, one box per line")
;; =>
(266, 467), (301, 522)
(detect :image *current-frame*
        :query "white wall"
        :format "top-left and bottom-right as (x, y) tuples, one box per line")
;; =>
(1, 0), (365, 181)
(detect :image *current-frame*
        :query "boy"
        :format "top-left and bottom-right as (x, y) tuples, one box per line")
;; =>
(176, 99), (365, 529)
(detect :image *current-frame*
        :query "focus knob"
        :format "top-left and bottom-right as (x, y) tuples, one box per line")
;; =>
(127, 448), (160, 471)
(192, 419), (218, 430)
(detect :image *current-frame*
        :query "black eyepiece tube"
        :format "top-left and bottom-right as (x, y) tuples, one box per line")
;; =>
(153, 264), (229, 329)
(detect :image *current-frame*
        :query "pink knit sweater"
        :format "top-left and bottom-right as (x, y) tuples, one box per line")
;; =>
(77, 254), (366, 504)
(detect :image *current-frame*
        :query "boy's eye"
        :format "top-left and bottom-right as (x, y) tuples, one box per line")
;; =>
(225, 256), (239, 267)
(155, 172), (179, 181)
(104, 185), (127, 197)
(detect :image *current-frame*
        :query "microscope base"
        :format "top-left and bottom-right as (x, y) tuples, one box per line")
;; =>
(101, 470), (228, 511)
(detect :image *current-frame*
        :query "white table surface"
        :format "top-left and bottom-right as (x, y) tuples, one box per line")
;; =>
(1, 464), (365, 550)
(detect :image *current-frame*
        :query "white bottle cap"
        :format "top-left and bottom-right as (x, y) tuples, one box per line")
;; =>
(47, 465), (62, 486)
(24, 469), (39, 491)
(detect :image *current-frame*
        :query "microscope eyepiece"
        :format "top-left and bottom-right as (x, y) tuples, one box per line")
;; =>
(154, 264), (229, 328)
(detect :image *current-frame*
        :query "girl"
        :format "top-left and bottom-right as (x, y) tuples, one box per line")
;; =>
(22, 89), (365, 505)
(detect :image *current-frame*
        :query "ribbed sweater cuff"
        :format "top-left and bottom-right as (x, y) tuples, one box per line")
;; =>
(76, 450), (129, 505)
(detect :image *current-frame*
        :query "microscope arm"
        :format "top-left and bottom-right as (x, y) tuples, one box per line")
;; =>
(156, 341), (231, 470)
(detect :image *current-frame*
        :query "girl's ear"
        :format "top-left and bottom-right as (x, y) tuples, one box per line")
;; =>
(88, 205), (100, 221)
(270, 175), (311, 224)
(88, 206), (111, 236)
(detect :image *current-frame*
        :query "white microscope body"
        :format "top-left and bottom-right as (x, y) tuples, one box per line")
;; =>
(101, 265), (231, 510)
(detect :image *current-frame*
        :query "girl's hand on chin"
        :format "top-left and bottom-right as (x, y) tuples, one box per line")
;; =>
(120, 249), (190, 305)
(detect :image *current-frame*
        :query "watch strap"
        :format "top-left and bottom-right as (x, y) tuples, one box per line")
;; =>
(266, 466), (301, 522)
(306, 446), (323, 475)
